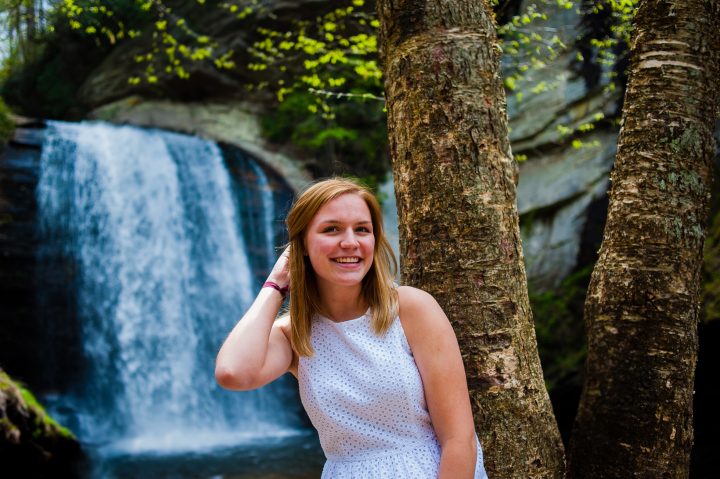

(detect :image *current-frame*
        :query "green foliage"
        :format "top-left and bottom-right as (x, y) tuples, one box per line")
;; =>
(0, 0), (125, 117)
(585, 0), (638, 92)
(530, 266), (592, 390)
(0, 17), (108, 118)
(499, 0), (637, 145)
(56, 0), (240, 85)
(0, 97), (15, 143)
(261, 90), (389, 188)
(0, 0), (46, 65)
(247, 0), (382, 116)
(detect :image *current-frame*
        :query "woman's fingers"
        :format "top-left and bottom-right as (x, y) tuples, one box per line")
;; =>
(267, 245), (291, 288)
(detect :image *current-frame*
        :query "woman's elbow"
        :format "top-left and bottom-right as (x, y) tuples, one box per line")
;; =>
(215, 364), (257, 391)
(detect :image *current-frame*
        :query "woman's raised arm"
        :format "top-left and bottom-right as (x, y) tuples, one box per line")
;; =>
(215, 248), (294, 391)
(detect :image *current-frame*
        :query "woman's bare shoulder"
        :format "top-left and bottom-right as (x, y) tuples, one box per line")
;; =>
(397, 285), (439, 313)
(397, 285), (447, 332)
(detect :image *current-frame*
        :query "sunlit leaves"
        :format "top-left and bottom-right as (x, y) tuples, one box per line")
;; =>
(247, 1), (383, 117)
(51, 0), (635, 129)
(57, 0), (240, 85)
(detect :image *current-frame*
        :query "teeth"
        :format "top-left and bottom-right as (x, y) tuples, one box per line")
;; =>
(334, 257), (360, 263)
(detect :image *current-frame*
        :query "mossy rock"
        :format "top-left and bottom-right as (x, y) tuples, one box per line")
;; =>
(0, 98), (15, 144)
(0, 369), (83, 477)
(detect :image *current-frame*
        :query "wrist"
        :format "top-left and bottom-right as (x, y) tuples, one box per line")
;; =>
(263, 280), (289, 298)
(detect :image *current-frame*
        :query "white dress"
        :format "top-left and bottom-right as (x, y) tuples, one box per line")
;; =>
(298, 310), (488, 478)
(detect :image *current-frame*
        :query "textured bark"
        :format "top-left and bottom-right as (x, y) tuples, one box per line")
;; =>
(568, 1), (720, 478)
(376, 1), (565, 477)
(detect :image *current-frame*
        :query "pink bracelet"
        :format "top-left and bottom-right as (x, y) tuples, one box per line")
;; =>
(263, 281), (289, 298)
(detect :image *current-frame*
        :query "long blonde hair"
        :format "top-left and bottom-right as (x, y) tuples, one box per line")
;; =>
(286, 177), (398, 356)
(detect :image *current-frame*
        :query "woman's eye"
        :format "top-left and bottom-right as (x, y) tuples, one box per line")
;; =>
(356, 227), (371, 233)
(322, 226), (339, 233)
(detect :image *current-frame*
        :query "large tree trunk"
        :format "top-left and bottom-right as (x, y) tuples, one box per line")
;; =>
(568, 1), (720, 477)
(376, 1), (565, 477)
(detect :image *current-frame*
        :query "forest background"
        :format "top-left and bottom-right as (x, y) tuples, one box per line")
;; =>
(0, 0), (718, 478)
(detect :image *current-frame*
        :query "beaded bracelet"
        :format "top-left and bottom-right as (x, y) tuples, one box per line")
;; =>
(263, 281), (289, 298)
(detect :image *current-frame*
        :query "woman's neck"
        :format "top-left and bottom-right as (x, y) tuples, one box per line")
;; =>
(317, 281), (367, 321)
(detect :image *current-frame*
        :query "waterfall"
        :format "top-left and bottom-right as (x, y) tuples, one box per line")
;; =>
(36, 121), (302, 454)
(248, 159), (278, 264)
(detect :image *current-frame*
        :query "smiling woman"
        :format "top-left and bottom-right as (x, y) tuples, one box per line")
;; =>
(216, 177), (489, 478)
(305, 194), (376, 300)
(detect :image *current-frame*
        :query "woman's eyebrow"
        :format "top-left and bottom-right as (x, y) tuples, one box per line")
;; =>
(318, 219), (372, 225)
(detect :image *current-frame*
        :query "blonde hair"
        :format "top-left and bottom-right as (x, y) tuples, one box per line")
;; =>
(286, 177), (398, 356)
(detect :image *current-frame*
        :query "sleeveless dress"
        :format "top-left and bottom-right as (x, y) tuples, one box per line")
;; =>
(298, 310), (489, 478)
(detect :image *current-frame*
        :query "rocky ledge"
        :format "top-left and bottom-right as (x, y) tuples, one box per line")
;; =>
(0, 369), (83, 477)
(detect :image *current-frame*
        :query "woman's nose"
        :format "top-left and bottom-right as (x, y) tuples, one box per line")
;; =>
(339, 230), (359, 248)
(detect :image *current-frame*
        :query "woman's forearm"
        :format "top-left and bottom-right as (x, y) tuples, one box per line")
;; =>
(215, 287), (284, 388)
(437, 436), (477, 479)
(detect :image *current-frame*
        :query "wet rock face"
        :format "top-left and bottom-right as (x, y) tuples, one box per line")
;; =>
(0, 134), (53, 389)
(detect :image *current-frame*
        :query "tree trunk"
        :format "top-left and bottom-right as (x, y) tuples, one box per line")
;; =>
(376, 1), (565, 477)
(568, 1), (720, 477)
(25, 0), (36, 40)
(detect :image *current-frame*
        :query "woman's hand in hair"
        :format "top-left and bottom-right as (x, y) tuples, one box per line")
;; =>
(267, 246), (291, 290)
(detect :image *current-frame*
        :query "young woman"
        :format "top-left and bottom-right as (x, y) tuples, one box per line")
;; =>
(216, 178), (488, 478)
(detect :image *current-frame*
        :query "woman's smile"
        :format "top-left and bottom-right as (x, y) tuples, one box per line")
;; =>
(332, 256), (363, 268)
(333, 257), (361, 263)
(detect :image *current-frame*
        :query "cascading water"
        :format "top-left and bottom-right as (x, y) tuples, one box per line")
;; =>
(35, 121), (307, 460)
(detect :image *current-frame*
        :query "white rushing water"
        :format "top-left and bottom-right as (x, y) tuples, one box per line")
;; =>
(36, 121), (303, 454)
(248, 158), (278, 264)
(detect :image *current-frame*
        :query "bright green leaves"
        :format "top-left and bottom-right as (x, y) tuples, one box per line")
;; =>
(499, 0), (637, 104)
(248, 1), (383, 118)
(585, 0), (639, 94)
(52, 0), (636, 128)
(57, 0), (240, 85)
(499, 0), (635, 158)
(60, 0), (127, 44)
(499, 1), (572, 105)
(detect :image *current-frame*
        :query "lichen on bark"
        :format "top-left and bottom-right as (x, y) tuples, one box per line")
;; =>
(568, 1), (720, 477)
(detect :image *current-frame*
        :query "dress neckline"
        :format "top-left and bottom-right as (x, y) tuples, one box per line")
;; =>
(318, 308), (371, 325)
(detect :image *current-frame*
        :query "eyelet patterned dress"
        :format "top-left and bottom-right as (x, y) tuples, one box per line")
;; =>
(298, 310), (488, 478)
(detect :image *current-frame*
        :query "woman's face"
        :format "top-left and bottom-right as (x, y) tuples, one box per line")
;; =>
(304, 193), (375, 289)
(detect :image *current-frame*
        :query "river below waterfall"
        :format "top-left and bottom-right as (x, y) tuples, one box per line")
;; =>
(31, 120), (324, 477)
(80, 432), (324, 478)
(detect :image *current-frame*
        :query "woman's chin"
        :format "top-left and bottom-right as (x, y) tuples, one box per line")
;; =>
(318, 272), (367, 288)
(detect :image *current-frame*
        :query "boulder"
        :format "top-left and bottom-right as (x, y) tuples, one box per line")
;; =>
(0, 369), (82, 476)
